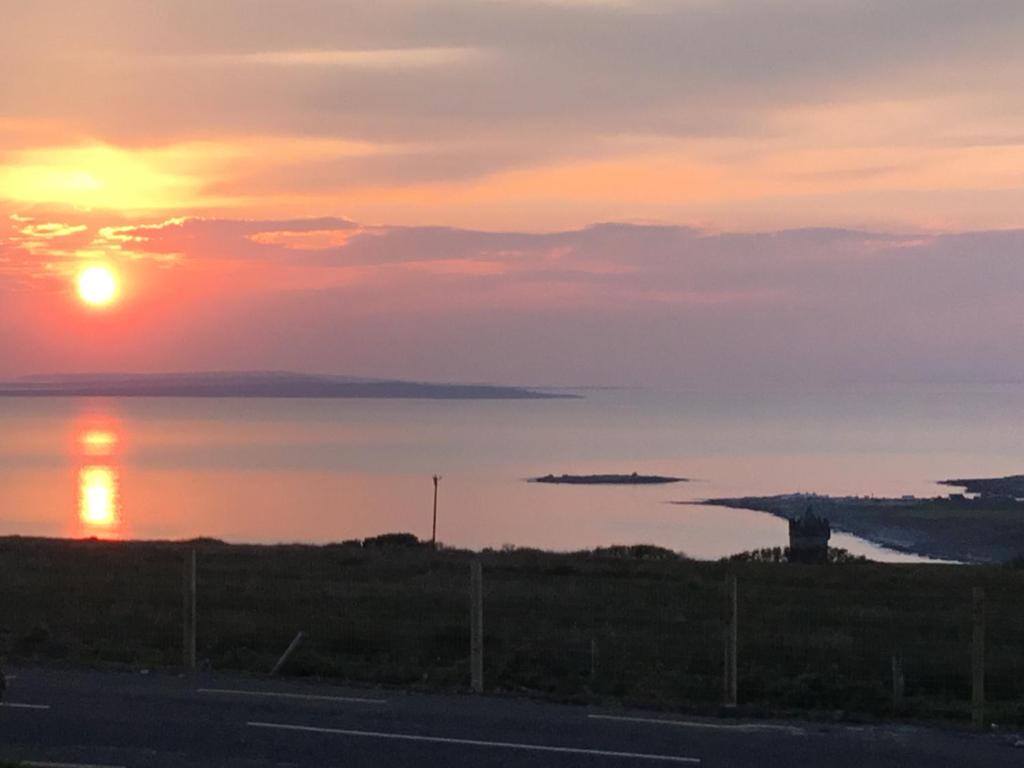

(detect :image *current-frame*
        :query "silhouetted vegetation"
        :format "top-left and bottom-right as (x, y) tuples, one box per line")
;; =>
(1, 536), (1023, 725)
(725, 547), (868, 564)
(360, 532), (424, 549)
(590, 544), (681, 560)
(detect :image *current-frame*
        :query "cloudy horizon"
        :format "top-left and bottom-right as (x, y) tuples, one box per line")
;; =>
(2, 1), (1023, 386)
(3, 208), (1023, 387)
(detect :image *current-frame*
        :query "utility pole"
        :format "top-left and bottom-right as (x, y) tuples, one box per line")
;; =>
(431, 475), (441, 550)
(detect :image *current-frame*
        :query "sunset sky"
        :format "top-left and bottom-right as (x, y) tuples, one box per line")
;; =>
(3, 0), (1024, 386)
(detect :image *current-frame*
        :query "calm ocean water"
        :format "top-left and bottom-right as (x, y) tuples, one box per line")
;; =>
(2, 385), (1023, 561)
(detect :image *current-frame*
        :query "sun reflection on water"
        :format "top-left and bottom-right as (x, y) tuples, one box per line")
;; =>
(73, 419), (124, 537)
(79, 465), (119, 528)
(80, 429), (118, 457)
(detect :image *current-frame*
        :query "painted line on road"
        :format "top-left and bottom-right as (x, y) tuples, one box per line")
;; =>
(199, 688), (387, 705)
(589, 714), (805, 736)
(0, 702), (51, 710)
(24, 762), (127, 768)
(248, 721), (701, 763)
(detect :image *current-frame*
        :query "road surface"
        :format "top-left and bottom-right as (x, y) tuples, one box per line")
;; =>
(1, 666), (1020, 766)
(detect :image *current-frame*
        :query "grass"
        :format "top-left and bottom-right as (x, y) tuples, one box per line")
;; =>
(1, 536), (1023, 725)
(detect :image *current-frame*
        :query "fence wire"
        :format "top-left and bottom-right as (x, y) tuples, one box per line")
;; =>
(1, 539), (1022, 725)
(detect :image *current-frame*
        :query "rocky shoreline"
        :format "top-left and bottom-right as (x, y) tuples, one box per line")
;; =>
(697, 482), (1024, 564)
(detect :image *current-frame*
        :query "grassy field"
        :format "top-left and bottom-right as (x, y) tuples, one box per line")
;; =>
(1, 536), (1023, 725)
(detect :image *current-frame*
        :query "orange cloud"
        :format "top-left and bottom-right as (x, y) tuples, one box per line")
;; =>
(249, 228), (363, 250)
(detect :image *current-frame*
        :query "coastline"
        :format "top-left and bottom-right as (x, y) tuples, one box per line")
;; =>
(695, 494), (1024, 564)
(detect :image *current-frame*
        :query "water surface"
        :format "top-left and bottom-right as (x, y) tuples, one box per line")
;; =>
(3, 385), (1022, 561)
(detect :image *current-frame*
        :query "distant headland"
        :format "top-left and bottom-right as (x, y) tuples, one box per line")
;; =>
(695, 479), (1024, 563)
(532, 472), (686, 485)
(939, 474), (1024, 499)
(0, 371), (576, 400)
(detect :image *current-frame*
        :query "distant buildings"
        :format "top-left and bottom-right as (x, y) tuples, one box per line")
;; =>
(788, 506), (831, 564)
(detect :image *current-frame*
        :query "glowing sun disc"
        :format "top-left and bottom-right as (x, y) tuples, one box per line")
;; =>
(77, 265), (119, 307)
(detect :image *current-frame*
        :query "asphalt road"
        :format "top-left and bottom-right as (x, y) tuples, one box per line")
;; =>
(1, 666), (1021, 767)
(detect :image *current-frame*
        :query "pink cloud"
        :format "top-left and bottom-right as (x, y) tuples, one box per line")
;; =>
(4, 208), (1024, 387)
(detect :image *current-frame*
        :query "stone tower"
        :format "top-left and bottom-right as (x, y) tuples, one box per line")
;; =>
(788, 505), (831, 564)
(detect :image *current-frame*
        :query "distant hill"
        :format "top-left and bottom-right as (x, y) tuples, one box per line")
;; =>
(0, 371), (575, 400)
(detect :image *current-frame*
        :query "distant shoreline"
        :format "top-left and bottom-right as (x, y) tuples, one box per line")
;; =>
(0, 371), (578, 400)
(695, 487), (1024, 563)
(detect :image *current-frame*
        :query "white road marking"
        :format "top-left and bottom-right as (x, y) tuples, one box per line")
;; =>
(248, 721), (701, 763)
(0, 702), (51, 710)
(199, 688), (386, 705)
(589, 714), (805, 736)
(24, 762), (127, 768)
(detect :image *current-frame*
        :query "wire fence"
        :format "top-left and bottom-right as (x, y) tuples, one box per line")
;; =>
(1, 538), (1022, 725)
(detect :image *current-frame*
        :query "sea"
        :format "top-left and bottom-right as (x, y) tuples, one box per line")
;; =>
(3, 384), (1023, 561)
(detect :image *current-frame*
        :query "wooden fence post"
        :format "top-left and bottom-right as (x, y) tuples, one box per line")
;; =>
(723, 574), (738, 707)
(891, 654), (905, 712)
(972, 587), (985, 729)
(590, 637), (599, 686)
(470, 559), (484, 693)
(183, 547), (197, 673)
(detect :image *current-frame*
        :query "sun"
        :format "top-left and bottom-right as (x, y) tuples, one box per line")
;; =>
(77, 265), (120, 308)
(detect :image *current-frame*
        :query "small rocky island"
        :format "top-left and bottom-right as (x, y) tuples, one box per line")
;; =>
(532, 472), (686, 485)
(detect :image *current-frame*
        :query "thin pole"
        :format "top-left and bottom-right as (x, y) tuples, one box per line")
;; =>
(183, 547), (196, 673)
(470, 559), (484, 693)
(723, 574), (738, 707)
(431, 475), (440, 550)
(891, 655), (905, 713)
(972, 587), (985, 730)
(271, 632), (306, 675)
